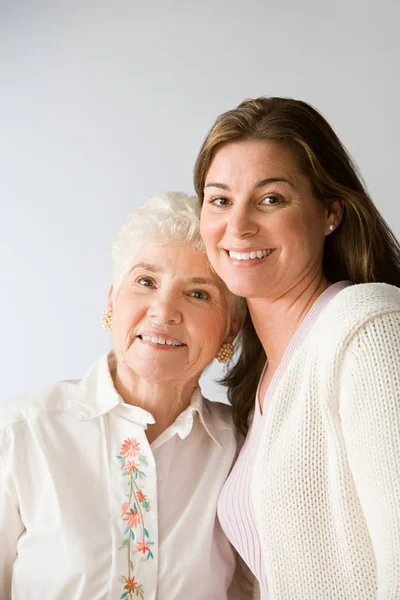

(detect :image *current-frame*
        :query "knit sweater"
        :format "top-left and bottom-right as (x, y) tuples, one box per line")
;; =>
(251, 283), (400, 599)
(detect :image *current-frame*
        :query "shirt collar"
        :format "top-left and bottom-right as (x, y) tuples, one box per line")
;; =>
(170, 387), (222, 447)
(77, 353), (222, 446)
(77, 352), (155, 427)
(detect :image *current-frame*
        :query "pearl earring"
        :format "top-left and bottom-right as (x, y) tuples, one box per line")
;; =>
(329, 224), (335, 231)
(101, 309), (112, 331)
(216, 342), (234, 363)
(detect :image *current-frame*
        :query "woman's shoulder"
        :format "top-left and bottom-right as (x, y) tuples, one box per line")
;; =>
(0, 379), (81, 433)
(335, 282), (400, 310)
(318, 283), (400, 333)
(308, 283), (400, 363)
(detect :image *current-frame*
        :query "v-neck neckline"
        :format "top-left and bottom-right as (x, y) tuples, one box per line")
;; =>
(256, 281), (351, 415)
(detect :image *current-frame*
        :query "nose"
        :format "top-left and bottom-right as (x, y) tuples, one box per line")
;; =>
(147, 292), (182, 326)
(227, 204), (259, 239)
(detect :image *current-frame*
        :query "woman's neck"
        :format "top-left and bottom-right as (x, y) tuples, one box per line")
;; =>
(113, 362), (197, 443)
(248, 273), (329, 369)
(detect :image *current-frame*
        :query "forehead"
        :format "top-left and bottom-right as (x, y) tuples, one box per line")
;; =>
(130, 242), (219, 282)
(206, 139), (303, 184)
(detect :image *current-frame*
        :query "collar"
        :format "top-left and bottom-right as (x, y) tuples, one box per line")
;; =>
(77, 353), (155, 428)
(165, 386), (222, 447)
(77, 353), (222, 446)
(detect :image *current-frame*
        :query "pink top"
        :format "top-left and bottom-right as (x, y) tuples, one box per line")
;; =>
(218, 282), (351, 599)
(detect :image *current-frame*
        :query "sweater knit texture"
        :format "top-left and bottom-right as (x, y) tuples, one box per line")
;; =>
(251, 283), (400, 599)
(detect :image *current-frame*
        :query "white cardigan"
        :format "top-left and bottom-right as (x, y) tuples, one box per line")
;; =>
(251, 283), (400, 599)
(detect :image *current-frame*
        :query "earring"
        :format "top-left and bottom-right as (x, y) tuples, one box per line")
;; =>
(101, 309), (112, 331)
(329, 224), (335, 231)
(216, 342), (234, 363)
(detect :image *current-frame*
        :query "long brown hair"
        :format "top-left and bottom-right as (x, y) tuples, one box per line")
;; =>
(194, 96), (400, 434)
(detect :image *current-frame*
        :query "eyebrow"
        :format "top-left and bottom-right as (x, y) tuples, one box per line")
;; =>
(188, 276), (221, 289)
(204, 177), (294, 190)
(130, 266), (221, 289)
(130, 263), (162, 273)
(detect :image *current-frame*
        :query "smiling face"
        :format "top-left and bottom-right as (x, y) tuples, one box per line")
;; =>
(200, 139), (339, 300)
(108, 241), (234, 388)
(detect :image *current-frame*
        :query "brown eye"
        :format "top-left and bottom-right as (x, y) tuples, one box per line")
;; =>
(189, 290), (210, 300)
(137, 277), (154, 287)
(261, 195), (283, 206)
(210, 197), (230, 207)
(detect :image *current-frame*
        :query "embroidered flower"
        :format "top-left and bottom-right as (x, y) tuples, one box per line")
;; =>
(121, 502), (130, 517)
(136, 539), (150, 554)
(123, 509), (141, 529)
(136, 490), (146, 503)
(120, 575), (145, 599)
(136, 490), (150, 511)
(120, 438), (141, 457)
(124, 576), (138, 592)
(124, 459), (139, 474)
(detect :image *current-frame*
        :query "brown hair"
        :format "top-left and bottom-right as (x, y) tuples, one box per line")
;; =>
(194, 96), (400, 434)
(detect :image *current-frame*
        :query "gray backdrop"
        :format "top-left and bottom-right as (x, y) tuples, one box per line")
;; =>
(1, 0), (399, 402)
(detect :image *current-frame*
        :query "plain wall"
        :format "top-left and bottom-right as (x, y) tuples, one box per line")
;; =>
(1, 0), (399, 402)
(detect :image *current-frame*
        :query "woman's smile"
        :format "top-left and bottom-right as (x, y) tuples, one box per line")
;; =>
(136, 332), (186, 348)
(224, 247), (276, 266)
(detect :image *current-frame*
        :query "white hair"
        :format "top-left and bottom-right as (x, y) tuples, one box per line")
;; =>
(111, 191), (204, 293)
(111, 191), (247, 327)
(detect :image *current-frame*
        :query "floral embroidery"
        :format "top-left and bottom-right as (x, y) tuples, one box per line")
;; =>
(120, 438), (141, 457)
(117, 437), (154, 599)
(137, 539), (151, 554)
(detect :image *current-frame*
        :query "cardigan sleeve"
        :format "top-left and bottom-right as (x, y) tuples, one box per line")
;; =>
(0, 426), (25, 599)
(339, 311), (400, 599)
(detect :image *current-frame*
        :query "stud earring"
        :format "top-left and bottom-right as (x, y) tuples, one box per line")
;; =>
(101, 309), (112, 331)
(216, 342), (234, 363)
(329, 224), (335, 231)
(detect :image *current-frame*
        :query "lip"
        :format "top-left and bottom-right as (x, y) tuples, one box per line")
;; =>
(224, 246), (270, 253)
(137, 331), (186, 348)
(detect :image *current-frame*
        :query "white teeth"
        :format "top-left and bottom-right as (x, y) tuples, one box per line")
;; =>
(141, 335), (182, 346)
(229, 249), (273, 261)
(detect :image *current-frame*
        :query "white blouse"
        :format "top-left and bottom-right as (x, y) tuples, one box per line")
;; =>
(0, 353), (253, 600)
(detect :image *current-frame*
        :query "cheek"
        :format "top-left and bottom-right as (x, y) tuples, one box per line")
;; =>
(279, 216), (326, 264)
(190, 308), (227, 351)
(200, 212), (221, 248)
(278, 212), (319, 243)
(111, 300), (143, 342)
(205, 310), (228, 345)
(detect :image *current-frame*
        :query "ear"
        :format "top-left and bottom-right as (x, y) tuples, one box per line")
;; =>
(224, 308), (246, 344)
(325, 199), (344, 234)
(107, 284), (114, 311)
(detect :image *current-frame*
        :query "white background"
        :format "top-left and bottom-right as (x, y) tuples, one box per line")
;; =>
(1, 0), (399, 402)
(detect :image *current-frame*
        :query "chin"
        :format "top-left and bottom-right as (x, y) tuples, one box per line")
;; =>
(223, 275), (266, 299)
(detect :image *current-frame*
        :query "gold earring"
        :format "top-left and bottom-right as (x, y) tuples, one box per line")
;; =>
(101, 309), (112, 331)
(216, 342), (234, 363)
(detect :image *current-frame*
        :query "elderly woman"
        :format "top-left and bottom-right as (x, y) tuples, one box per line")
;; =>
(195, 97), (400, 599)
(0, 192), (253, 600)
